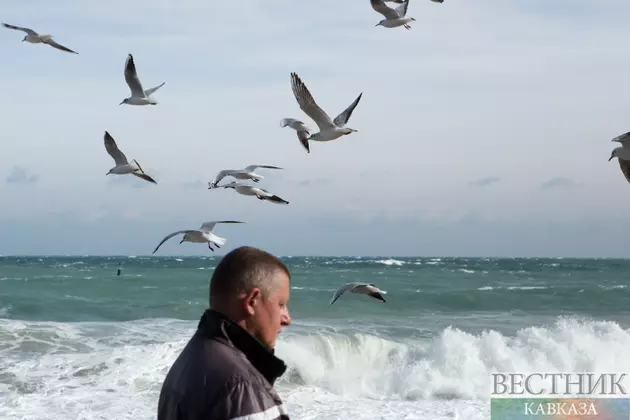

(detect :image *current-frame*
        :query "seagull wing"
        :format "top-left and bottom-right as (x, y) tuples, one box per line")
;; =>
(280, 118), (312, 133)
(619, 159), (630, 185)
(290, 72), (336, 131)
(394, 0), (410, 18)
(2, 23), (38, 37)
(297, 130), (310, 153)
(244, 165), (283, 172)
(210, 170), (232, 187)
(144, 82), (165, 97)
(329, 282), (363, 306)
(152, 230), (192, 254)
(266, 195), (289, 205)
(132, 172), (157, 184)
(124, 54), (146, 97)
(370, 0), (400, 19)
(42, 37), (78, 54)
(280, 118), (302, 128)
(333, 93), (362, 128)
(364, 284), (387, 302)
(200, 220), (245, 232)
(612, 132), (630, 148)
(104, 131), (128, 165)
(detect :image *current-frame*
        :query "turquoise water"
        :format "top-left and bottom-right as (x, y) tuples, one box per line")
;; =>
(2, 256), (630, 419)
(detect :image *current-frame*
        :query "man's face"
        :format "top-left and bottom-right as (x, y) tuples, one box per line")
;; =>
(250, 270), (291, 350)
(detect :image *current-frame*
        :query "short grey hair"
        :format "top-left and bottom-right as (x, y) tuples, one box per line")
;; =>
(209, 246), (290, 306)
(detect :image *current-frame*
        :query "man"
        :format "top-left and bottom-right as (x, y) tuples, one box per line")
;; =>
(157, 246), (292, 420)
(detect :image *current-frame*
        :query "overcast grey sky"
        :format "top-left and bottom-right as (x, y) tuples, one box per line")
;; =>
(1, 0), (630, 257)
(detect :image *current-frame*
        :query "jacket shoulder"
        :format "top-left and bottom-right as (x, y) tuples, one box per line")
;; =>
(208, 375), (289, 420)
(158, 333), (285, 420)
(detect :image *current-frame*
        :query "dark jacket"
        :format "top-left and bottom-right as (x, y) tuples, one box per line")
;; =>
(157, 309), (290, 420)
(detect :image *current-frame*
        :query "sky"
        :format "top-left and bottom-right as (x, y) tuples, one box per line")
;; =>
(1, 0), (630, 257)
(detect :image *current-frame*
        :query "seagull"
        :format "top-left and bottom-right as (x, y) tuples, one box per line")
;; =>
(152, 221), (244, 254)
(208, 165), (283, 189)
(120, 54), (165, 106)
(609, 132), (630, 185)
(279, 118), (313, 153)
(222, 181), (289, 204)
(286, 72), (362, 152)
(103, 131), (157, 184)
(329, 282), (387, 306)
(371, 0), (416, 30)
(2, 23), (78, 54)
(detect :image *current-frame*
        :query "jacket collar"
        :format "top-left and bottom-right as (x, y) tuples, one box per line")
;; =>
(197, 309), (287, 385)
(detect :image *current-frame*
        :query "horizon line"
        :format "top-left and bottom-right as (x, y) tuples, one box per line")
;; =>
(0, 254), (628, 260)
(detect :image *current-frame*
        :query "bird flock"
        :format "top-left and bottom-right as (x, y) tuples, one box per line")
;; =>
(7, 0), (626, 307)
(2, 0), (443, 260)
(2, 0), (410, 306)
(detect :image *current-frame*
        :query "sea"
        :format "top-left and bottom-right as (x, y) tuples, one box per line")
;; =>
(2, 256), (630, 420)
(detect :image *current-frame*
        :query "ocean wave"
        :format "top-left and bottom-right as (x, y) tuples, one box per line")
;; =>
(0, 317), (628, 419)
(374, 259), (405, 266)
(321, 258), (407, 267)
(276, 317), (630, 400)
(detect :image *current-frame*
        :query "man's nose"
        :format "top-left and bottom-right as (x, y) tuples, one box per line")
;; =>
(282, 309), (291, 326)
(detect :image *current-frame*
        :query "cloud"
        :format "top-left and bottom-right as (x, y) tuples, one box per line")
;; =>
(5, 166), (39, 185)
(469, 177), (501, 187)
(540, 177), (581, 190)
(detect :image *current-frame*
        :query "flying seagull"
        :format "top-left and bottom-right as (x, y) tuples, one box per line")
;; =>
(2, 23), (78, 54)
(329, 282), (387, 306)
(279, 118), (313, 153)
(284, 72), (362, 153)
(103, 131), (157, 185)
(371, 0), (416, 30)
(120, 54), (165, 106)
(610, 132), (630, 185)
(209, 165), (283, 189)
(152, 221), (244, 254)
(221, 181), (289, 204)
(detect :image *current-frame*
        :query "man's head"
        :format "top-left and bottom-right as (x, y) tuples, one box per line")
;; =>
(209, 246), (291, 350)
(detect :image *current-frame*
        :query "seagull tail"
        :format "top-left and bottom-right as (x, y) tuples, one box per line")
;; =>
(212, 236), (228, 247)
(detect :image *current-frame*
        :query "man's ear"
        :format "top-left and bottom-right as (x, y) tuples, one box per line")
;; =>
(244, 288), (261, 316)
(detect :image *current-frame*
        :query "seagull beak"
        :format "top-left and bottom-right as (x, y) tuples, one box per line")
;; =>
(609, 156), (614, 162)
(119, 101), (124, 105)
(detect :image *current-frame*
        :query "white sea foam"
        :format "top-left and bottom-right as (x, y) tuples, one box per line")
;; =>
(1, 317), (629, 420)
(375, 259), (405, 266)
